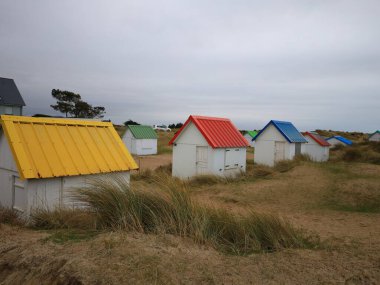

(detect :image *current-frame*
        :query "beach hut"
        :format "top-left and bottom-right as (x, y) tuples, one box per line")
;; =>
(0, 115), (138, 215)
(0, 77), (26, 115)
(243, 130), (258, 147)
(326, 136), (352, 147)
(302, 132), (330, 162)
(122, 125), (158, 155)
(253, 120), (307, 166)
(368, 131), (380, 142)
(169, 115), (249, 178)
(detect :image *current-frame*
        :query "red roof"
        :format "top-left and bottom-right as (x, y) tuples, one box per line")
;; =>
(303, 132), (330, 147)
(169, 115), (249, 148)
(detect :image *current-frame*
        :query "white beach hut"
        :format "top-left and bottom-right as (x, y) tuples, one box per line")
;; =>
(369, 131), (380, 142)
(253, 120), (307, 166)
(122, 125), (158, 155)
(0, 115), (138, 216)
(169, 115), (249, 179)
(301, 132), (330, 162)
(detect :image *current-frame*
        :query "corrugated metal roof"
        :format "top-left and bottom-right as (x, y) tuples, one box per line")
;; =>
(326, 136), (353, 145)
(0, 77), (26, 106)
(127, 125), (157, 139)
(303, 132), (330, 147)
(245, 130), (258, 139)
(254, 120), (307, 143)
(169, 115), (249, 148)
(0, 115), (138, 179)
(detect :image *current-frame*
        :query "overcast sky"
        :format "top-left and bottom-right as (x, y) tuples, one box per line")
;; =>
(1, 0), (379, 131)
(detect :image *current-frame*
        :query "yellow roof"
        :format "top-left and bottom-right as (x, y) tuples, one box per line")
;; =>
(0, 115), (138, 179)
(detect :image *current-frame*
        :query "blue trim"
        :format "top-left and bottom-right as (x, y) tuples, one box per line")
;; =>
(252, 120), (278, 141)
(253, 120), (307, 143)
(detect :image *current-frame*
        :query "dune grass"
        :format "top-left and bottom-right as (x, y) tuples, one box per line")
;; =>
(31, 207), (96, 230)
(31, 174), (319, 255)
(330, 141), (380, 164)
(0, 206), (24, 226)
(274, 160), (298, 173)
(157, 131), (174, 154)
(317, 163), (380, 213)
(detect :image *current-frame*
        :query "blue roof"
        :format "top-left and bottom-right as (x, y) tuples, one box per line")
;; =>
(326, 136), (353, 145)
(253, 120), (307, 143)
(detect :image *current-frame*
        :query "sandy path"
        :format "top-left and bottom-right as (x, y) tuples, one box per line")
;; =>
(132, 154), (172, 171)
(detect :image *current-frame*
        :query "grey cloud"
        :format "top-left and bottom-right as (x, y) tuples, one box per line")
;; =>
(0, 0), (379, 131)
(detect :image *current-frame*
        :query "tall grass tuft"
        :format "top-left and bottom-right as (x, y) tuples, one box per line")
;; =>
(294, 153), (312, 162)
(249, 164), (274, 178)
(342, 149), (362, 162)
(188, 175), (227, 187)
(274, 160), (298, 173)
(0, 206), (24, 226)
(330, 141), (380, 164)
(66, 174), (318, 254)
(31, 207), (96, 230)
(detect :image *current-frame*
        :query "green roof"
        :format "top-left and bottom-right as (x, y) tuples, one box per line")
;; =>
(127, 125), (157, 139)
(245, 130), (258, 138)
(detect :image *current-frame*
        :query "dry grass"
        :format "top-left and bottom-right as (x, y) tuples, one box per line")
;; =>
(0, 206), (24, 226)
(330, 141), (380, 165)
(157, 130), (175, 154)
(2, 159), (380, 284)
(31, 174), (318, 255)
(315, 129), (367, 142)
(274, 160), (299, 173)
(2, 130), (380, 282)
(31, 207), (97, 230)
(318, 163), (380, 213)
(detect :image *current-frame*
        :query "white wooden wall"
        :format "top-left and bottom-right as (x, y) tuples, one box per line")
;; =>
(302, 134), (329, 162)
(369, 133), (380, 142)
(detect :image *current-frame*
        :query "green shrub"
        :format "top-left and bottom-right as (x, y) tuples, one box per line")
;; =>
(342, 149), (362, 162)
(332, 144), (344, 151)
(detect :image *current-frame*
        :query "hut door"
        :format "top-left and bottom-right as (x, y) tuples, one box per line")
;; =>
(196, 146), (208, 175)
(12, 176), (26, 212)
(274, 142), (285, 162)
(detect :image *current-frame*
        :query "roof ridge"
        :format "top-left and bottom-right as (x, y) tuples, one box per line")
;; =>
(303, 131), (330, 146)
(191, 115), (230, 121)
(169, 115), (249, 148)
(254, 120), (307, 143)
(0, 115), (112, 127)
(271, 120), (292, 124)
